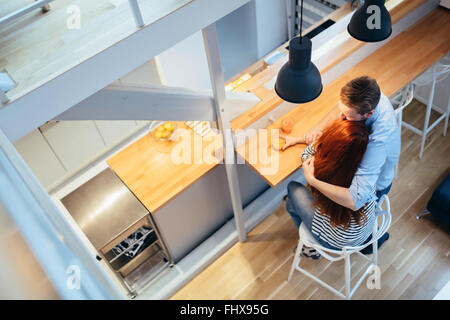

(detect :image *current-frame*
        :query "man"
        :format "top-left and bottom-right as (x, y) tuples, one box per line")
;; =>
(283, 76), (401, 251)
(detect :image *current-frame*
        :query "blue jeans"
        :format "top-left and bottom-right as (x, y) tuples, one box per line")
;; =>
(376, 184), (392, 200)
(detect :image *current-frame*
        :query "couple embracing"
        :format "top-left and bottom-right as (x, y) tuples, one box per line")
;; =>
(283, 76), (401, 259)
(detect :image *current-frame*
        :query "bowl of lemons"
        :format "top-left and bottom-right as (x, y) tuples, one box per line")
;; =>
(151, 121), (177, 141)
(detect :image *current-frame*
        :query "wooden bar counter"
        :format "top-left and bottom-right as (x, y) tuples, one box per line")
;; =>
(236, 7), (450, 187)
(107, 122), (221, 213)
(106, 122), (269, 261)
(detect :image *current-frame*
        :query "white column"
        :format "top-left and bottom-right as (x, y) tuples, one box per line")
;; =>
(202, 23), (247, 242)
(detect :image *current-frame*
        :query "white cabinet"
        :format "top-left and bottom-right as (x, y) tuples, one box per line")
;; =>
(135, 121), (151, 127)
(94, 121), (138, 146)
(13, 129), (67, 188)
(40, 121), (106, 172)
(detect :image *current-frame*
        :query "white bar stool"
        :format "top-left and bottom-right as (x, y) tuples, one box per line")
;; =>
(402, 56), (450, 159)
(288, 195), (392, 300)
(390, 83), (415, 179)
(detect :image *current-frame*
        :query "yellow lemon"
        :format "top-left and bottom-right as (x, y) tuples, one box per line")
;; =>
(164, 123), (174, 131)
(161, 130), (171, 138)
(155, 131), (163, 139)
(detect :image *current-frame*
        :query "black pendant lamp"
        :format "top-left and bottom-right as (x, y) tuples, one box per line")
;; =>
(275, 0), (322, 104)
(347, 0), (392, 42)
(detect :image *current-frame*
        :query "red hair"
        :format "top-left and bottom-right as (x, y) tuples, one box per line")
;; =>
(310, 120), (369, 229)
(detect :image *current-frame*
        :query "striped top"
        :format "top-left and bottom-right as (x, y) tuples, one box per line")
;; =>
(302, 144), (376, 249)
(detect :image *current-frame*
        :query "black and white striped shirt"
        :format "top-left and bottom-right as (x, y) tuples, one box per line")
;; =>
(302, 144), (376, 249)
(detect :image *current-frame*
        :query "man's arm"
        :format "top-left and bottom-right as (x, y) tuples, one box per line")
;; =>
(282, 105), (340, 150)
(304, 105), (341, 144)
(348, 142), (386, 210)
(302, 157), (356, 210)
(312, 104), (341, 133)
(303, 140), (386, 211)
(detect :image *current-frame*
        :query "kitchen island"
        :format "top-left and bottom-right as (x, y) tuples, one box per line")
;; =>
(107, 122), (269, 262)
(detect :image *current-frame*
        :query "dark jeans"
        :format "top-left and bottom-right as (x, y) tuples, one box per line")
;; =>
(376, 184), (392, 200)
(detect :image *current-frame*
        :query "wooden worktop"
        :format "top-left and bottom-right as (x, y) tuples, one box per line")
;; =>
(236, 7), (450, 187)
(107, 122), (221, 213)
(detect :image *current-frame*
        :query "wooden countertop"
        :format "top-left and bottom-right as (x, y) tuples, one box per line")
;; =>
(107, 122), (221, 213)
(236, 7), (450, 187)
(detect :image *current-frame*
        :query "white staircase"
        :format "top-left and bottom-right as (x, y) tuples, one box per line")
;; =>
(297, 0), (345, 30)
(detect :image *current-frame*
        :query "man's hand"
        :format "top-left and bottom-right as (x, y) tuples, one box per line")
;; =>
(302, 156), (316, 186)
(304, 128), (323, 144)
(281, 134), (303, 150)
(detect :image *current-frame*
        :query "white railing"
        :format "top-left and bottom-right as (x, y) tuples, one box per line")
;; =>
(0, 128), (124, 299)
(128, 0), (145, 27)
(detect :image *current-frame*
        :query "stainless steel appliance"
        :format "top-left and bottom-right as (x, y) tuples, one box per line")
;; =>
(61, 167), (172, 298)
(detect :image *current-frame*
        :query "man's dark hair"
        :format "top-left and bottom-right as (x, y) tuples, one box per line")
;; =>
(340, 76), (381, 115)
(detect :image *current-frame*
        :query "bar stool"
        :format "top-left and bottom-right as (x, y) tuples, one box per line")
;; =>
(390, 83), (415, 179)
(288, 195), (392, 300)
(403, 56), (450, 159)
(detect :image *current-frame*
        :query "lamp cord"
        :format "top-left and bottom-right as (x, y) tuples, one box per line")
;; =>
(299, 0), (303, 44)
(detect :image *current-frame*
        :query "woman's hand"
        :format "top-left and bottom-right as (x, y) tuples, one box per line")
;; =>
(281, 134), (303, 150)
(302, 156), (316, 186)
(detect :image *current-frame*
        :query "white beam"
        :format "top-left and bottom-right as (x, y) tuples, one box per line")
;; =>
(0, 0), (251, 142)
(128, 0), (145, 28)
(0, 128), (124, 299)
(203, 23), (247, 242)
(54, 84), (217, 121)
(0, 0), (54, 28)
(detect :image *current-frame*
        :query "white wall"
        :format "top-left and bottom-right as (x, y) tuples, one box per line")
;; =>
(157, 0), (288, 83)
(217, 0), (288, 79)
(216, 1), (258, 80)
(157, 31), (212, 92)
(254, 0), (288, 59)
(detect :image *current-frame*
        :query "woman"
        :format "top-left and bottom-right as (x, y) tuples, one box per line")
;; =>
(285, 119), (376, 259)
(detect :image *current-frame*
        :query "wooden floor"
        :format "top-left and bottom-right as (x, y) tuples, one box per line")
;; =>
(171, 99), (450, 300)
